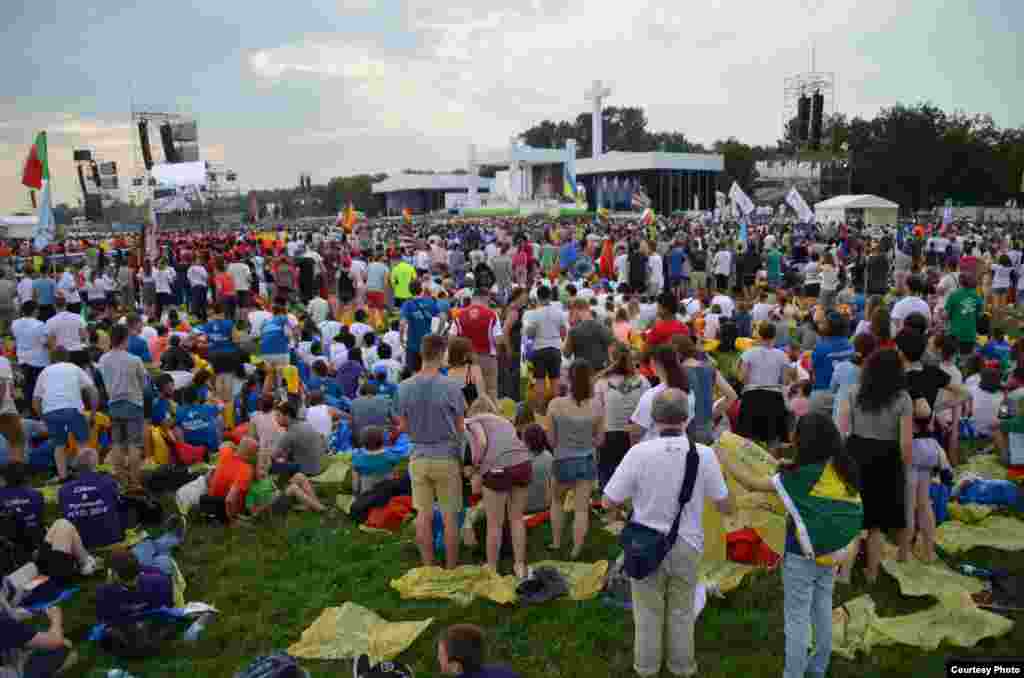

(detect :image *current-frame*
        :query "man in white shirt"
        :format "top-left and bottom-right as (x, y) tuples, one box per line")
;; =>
(523, 285), (568, 406)
(890, 275), (931, 335)
(228, 260), (252, 313)
(153, 262), (176, 317)
(12, 301), (49, 411)
(57, 267), (82, 315)
(45, 295), (89, 367)
(709, 292), (736, 319)
(33, 347), (98, 483)
(307, 294), (330, 324)
(713, 248), (733, 291)
(604, 389), (734, 678)
(187, 262), (210, 322)
(349, 256), (368, 306)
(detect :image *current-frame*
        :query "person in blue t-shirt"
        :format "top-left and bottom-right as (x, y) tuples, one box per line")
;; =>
(259, 303), (292, 364)
(32, 273), (58, 322)
(558, 239), (578, 274)
(668, 242), (685, 294)
(174, 385), (222, 454)
(196, 301), (240, 402)
(400, 280), (447, 373)
(58, 448), (124, 550)
(810, 310), (854, 399)
(126, 314), (153, 364)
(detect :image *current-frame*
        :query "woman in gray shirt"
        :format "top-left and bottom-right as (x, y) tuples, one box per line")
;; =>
(545, 359), (604, 559)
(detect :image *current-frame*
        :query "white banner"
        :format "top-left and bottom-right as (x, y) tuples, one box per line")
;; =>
(785, 186), (815, 223)
(151, 161), (207, 213)
(729, 181), (755, 216)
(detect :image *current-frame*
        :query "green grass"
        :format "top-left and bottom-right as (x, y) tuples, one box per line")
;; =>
(41, 480), (1024, 678)
(30, 349), (1024, 677)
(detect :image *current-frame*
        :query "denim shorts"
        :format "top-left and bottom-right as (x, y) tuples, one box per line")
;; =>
(553, 455), (597, 483)
(43, 409), (89, 447)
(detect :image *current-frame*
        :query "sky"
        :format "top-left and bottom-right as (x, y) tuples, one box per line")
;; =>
(1, 0), (1021, 212)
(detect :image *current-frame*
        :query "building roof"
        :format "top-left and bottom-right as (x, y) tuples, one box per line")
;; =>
(576, 151), (724, 175)
(814, 194), (899, 210)
(372, 174), (494, 194)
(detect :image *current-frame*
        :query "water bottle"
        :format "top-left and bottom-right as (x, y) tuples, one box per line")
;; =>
(183, 613), (213, 642)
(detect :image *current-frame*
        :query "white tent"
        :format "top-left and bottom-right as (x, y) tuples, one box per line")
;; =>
(814, 194), (899, 226)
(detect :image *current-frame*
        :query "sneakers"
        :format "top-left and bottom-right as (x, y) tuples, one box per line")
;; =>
(80, 555), (102, 576)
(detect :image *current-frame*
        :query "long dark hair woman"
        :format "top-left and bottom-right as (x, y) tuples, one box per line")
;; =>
(717, 412), (860, 678)
(630, 344), (688, 442)
(497, 287), (528, 402)
(837, 348), (913, 582)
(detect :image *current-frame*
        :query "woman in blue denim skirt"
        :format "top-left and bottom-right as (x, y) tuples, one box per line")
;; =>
(715, 413), (862, 678)
(545, 359), (605, 560)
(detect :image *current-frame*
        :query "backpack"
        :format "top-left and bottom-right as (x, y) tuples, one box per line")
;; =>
(474, 262), (495, 290)
(234, 653), (309, 678)
(718, 318), (738, 353)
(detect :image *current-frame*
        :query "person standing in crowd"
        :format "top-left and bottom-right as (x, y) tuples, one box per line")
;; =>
(187, 257), (210, 323)
(400, 279), (447, 373)
(524, 285), (568, 409)
(117, 260), (135, 310)
(55, 266), (81, 316)
(464, 396), (533, 579)
(866, 242), (889, 297)
(397, 334), (467, 569)
(447, 337), (486, 410)
(837, 349), (912, 581)
(45, 294), (88, 368)
(604, 388), (735, 678)
(33, 347), (98, 485)
(0, 351), (24, 463)
(12, 301), (49, 413)
(738, 323), (794, 445)
(153, 258), (176, 319)
(0, 269), (16, 337)
(808, 309), (854, 414)
(228, 255), (253, 315)
(365, 252), (391, 326)
(717, 413), (861, 678)
(563, 298), (615, 372)
(497, 287), (527, 402)
(945, 271), (984, 355)
(546, 359), (604, 560)
(390, 252), (417, 309)
(97, 324), (148, 494)
(453, 287), (502, 402)
(593, 343), (650, 488)
(213, 258), (238, 323)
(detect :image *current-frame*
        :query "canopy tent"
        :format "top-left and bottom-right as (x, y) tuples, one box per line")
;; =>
(814, 194), (899, 226)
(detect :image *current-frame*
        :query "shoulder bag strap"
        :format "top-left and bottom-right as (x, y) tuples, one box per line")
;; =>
(666, 436), (700, 545)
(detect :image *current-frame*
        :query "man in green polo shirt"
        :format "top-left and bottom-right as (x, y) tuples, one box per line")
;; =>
(945, 273), (983, 355)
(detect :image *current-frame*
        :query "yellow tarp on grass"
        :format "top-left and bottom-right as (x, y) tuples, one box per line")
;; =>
(288, 602), (433, 664)
(715, 432), (787, 554)
(390, 561), (610, 606)
(955, 454), (1009, 483)
(832, 593), (1013, 659)
(880, 557), (985, 598)
(947, 502), (997, 524)
(937, 516), (1024, 554)
(336, 494), (355, 514)
(698, 560), (759, 595)
(312, 455), (352, 485)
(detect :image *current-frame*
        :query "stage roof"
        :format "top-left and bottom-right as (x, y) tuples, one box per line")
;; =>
(814, 194), (899, 209)
(372, 174), (494, 194)
(576, 151), (724, 175)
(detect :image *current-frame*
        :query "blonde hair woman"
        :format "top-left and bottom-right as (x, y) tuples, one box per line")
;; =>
(465, 395), (534, 578)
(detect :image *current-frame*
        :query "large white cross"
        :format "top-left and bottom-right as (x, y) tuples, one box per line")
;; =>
(585, 79), (611, 159)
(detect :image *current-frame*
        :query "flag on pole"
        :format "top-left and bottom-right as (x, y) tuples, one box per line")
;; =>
(402, 207), (412, 224)
(342, 202), (357, 233)
(641, 208), (655, 226)
(728, 181), (755, 216)
(785, 187), (815, 223)
(33, 178), (55, 251)
(21, 131), (48, 190)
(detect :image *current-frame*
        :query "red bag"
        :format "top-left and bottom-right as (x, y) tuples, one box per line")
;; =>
(726, 528), (780, 568)
(174, 441), (207, 466)
(365, 496), (413, 531)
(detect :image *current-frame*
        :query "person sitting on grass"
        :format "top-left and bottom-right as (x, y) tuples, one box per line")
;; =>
(174, 385), (222, 461)
(0, 605), (77, 677)
(94, 517), (186, 627)
(204, 437), (258, 524)
(351, 426), (403, 495)
(436, 624), (522, 678)
(271, 401), (326, 478)
(246, 457), (327, 518)
(58, 448), (124, 550)
(0, 462), (45, 554)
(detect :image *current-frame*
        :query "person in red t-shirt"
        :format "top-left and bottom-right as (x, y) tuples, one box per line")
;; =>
(645, 293), (689, 347)
(207, 438), (257, 522)
(453, 289), (502, 401)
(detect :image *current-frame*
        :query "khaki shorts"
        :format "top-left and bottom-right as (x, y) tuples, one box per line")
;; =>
(410, 457), (463, 515)
(690, 271), (707, 290)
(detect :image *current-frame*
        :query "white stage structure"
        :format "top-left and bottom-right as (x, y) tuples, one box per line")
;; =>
(470, 137), (577, 213)
(585, 79), (612, 206)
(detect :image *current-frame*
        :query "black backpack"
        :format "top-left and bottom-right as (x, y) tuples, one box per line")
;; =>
(718, 318), (739, 353)
(475, 262), (496, 290)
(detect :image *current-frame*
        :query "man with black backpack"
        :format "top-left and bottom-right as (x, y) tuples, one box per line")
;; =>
(602, 389), (735, 678)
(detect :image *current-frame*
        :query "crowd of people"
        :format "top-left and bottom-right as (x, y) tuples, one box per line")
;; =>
(0, 212), (1022, 677)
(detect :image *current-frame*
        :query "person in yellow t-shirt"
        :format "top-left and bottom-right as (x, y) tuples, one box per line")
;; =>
(390, 257), (417, 306)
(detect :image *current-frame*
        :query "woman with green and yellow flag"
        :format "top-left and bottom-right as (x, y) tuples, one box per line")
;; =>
(716, 413), (862, 678)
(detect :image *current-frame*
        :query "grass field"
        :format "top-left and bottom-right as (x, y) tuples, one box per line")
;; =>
(31, 348), (1024, 677)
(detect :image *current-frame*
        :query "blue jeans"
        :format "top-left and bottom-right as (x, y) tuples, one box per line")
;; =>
(782, 552), (835, 678)
(132, 531), (182, 576)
